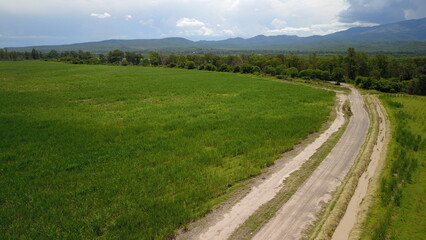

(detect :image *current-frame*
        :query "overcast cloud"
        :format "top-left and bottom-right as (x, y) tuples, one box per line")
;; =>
(0, 0), (425, 47)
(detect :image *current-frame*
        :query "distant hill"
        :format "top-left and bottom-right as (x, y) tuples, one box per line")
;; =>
(6, 17), (426, 54)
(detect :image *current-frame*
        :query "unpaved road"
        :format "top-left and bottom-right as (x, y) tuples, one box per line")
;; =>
(179, 94), (347, 240)
(331, 96), (387, 240)
(253, 85), (369, 240)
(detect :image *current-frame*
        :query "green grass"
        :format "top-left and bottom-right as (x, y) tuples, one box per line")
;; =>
(0, 61), (335, 239)
(361, 95), (426, 240)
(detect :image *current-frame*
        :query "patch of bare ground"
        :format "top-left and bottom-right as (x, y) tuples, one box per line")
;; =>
(252, 85), (369, 240)
(303, 94), (388, 240)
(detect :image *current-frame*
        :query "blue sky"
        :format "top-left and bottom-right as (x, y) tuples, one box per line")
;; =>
(1, 0), (425, 47)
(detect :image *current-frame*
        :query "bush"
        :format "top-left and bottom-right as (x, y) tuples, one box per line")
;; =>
(241, 64), (254, 74)
(233, 65), (241, 73)
(263, 66), (276, 76)
(286, 67), (299, 78)
(204, 63), (217, 71)
(186, 61), (196, 69)
(219, 64), (231, 72)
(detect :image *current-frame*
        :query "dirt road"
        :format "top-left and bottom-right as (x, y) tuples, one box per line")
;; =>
(253, 86), (369, 240)
(178, 94), (347, 240)
(331, 96), (387, 240)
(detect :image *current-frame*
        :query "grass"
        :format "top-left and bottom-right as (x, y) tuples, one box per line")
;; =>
(0, 61), (335, 239)
(229, 102), (350, 240)
(360, 95), (426, 240)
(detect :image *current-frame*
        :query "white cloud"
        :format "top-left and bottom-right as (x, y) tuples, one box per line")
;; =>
(90, 12), (111, 19)
(266, 20), (378, 37)
(271, 18), (287, 28)
(223, 29), (235, 35)
(176, 17), (205, 27)
(267, 27), (311, 36)
(179, 26), (215, 36)
(124, 14), (132, 20)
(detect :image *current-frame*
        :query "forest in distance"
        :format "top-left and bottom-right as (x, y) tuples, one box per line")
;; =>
(1, 47), (425, 96)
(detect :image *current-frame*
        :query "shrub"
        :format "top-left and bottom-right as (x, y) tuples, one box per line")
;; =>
(186, 61), (196, 69)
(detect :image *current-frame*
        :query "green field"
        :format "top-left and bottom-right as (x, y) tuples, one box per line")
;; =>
(361, 95), (426, 240)
(0, 61), (334, 239)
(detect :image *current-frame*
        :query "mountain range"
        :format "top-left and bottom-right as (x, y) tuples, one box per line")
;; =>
(7, 17), (426, 54)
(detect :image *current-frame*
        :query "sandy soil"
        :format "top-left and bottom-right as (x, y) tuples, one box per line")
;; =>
(252, 86), (369, 240)
(331, 96), (387, 240)
(177, 93), (347, 240)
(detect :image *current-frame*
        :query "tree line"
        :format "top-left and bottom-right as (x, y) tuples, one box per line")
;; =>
(1, 47), (425, 95)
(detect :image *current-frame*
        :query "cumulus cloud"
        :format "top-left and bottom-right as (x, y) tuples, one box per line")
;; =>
(124, 14), (132, 20)
(223, 29), (235, 35)
(180, 26), (215, 36)
(271, 18), (287, 29)
(90, 12), (111, 19)
(176, 18), (205, 27)
(339, 0), (426, 24)
(176, 17), (218, 36)
(266, 20), (378, 37)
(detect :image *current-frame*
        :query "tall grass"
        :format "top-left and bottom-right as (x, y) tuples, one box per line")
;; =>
(361, 95), (426, 240)
(0, 61), (334, 239)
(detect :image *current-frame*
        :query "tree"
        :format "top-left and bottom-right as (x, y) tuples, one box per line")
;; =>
(372, 54), (389, 78)
(309, 52), (318, 69)
(286, 67), (299, 78)
(107, 50), (124, 64)
(186, 61), (196, 69)
(125, 52), (142, 65)
(149, 52), (161, 66)
(332, 67), (344, 84)
(219, 64), (231, 72)
(99, 54), (107, 64)
(241, 64), (254, 74)
(263, 66), (276, 76)
(233, 65), (241, 73)
(204, 63), (216, 71)
(46, 50), (59, 59)
(31, 49), (41, 60)
(345, 48), (356, 80)
(408, 74), (426, 95)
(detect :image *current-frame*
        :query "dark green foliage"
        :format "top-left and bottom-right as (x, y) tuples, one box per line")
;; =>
(107, 49), (124, 64)
(185, 61), (196, 69)
(332, 67), (344, 83)
(233, 65), (241, 73)
(286, 67), (299, 78)
(219, 64), (231, 72)
(125, 52), (143, 65)
(263, 66), (276, 76)
(345, 48), (357, 79)
(149, 51), (162, 66)
(407, 74), (426, 95)
(204, 63), (216, 71)
(1, 47), (426, 95)
(241, 64), (254, 74)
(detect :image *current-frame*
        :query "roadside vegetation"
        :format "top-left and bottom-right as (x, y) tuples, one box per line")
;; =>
(1, 48), (425, 95)
(0, 61), (334, 239)
(360, 95), (426, 240)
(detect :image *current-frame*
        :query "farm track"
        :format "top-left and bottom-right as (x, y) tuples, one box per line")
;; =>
(179, 85), (371, 240)
(252, 85), (369, 240)
(330, 96), (387, 240)
(178, 91), (348, 240)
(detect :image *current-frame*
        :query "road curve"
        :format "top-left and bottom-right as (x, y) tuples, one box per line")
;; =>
(178, 93), (347, 240)
(253, 86), (370, 240)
